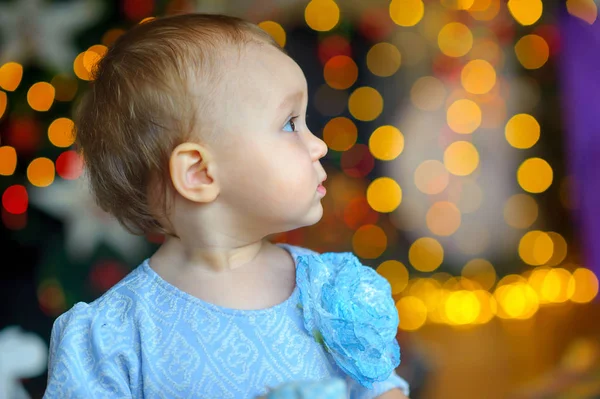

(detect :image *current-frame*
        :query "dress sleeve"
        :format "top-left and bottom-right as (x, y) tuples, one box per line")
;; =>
(346, 370), (410, 399)
(43, 302), (133, 399)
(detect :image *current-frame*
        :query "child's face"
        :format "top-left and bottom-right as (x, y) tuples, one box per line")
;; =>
(212, 43), (328, 234)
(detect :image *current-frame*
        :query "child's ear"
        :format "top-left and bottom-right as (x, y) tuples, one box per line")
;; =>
(169, 142), (219, 203)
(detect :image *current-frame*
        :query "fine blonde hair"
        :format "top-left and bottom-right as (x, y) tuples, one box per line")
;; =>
(74, 13), (283, 236)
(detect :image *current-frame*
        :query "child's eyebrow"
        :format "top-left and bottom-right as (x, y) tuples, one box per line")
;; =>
(277, 90), (305, 111)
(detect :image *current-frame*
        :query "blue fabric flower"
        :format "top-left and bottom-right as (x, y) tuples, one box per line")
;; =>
(295, 251), (401, 389)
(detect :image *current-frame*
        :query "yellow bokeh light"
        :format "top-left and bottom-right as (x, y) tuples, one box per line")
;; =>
(540, 268), (574, 303)
(367, 177), (402, 213)
(440, 0), (475, 9)
(305, 0), (340, 32)
(411, 76), (446, 111)
(546, 232), (568, 266)
(369, 125), (404, 161)
(258, 21), (287, 48)
(352, 224), (387, 259)
(426, 201), (461, 236)
(139, 17), (155, 24)
(438, 22), (473, 58)
(389, 0), (425, 27)
(409, 237), (444, 272)
(348, 87), (384, 121)
(444, 141), (479, 176)
(515, 35), (549, 70)
(496, 282), (539, 319)
(0, 62), (23, 91)
(570, 268), (599, 303)
(27, 157), (55, 187)
(503, 193), (539, 229)
(447, 99), (482, 134)
(83, 45), (108, 76)
(508, 0), (543, 26)
(324, 55), (358, 90)
(0, 90), (5, 119)
(469, 0), (501, 21)
(323, 117), (357, 151)
(367, 42), (402, 77)
(517, 157), (553, 193)
(0, 146), (17, 176)
(461, 59), (496, 94)
(414, 160), (449, 195)
(74, 52), (91, 81)
(473, 290), (497, 324)
(566, 0), (598, 25)
(397, 296), (428, 330)
(462, 259), (497, 291)
(445, 290), (480, 325)
(519, 230), (554, 266)
(377, 260), (409, 295)
(409, 278), (443, 314)
(505, 113), (540, 149)
(27, 82), (55, 112)
(48, 118), (75, 148)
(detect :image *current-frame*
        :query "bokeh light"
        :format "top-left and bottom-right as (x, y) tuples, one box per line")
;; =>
(508, 0), (543, 26)
(323, 117), (357, 151)
(0, 62), (23, 91)
(377, 260), (409, 295)
(367, 177), (402, 213)
(409, 237), (444, 272)
(517, 157), (553, 193)
(397, 296), (428, 330)
(519, 230), (554, 266)
(27, 82), (55, 112)
(426, 201), (461, 236)
(27, 157), (55, 187)
(366, 42), (402, 77)
(353, 224), (387, 259)
(414, 160), (450, 195)
(389, 0), (425, 27)
(461, 59), (496, 94)
(324, 55), (358, 90)
(0, 146), (17, 176)
(438, 22), (473, 57)
(258, 21), (287, 48)
(348, 87), (384, 121)
(447, 99), (482, 134)
(369, 125), (404, 161)
(305, 0), (340, 32)
(505, 113), (540, 149)
(444, 141), (480, 176)
(515, 34), (550, 70)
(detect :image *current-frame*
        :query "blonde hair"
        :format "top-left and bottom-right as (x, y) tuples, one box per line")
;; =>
(74, 13), (283, 236)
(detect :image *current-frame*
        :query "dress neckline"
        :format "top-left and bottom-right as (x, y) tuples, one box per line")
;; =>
(140, 242), (300, 317)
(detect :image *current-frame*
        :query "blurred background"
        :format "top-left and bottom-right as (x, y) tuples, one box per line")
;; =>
(1, 0), (600, 398)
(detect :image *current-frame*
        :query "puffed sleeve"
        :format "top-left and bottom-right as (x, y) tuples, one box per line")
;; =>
(346, 370), (410, 399)
(42, 302), (133, 398)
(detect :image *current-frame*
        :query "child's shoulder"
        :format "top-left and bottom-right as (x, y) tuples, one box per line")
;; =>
(52, 261), (151, 332)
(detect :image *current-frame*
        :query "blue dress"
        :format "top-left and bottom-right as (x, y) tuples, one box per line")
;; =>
(43, 243), (410, 398)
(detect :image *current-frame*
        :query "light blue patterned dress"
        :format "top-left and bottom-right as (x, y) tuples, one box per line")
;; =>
(43, 243), (410, 398)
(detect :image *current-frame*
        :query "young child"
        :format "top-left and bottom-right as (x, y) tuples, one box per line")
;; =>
(43, 13), (410, 399)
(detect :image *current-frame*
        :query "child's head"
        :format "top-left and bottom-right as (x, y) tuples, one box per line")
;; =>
(75, 13), (328, 240)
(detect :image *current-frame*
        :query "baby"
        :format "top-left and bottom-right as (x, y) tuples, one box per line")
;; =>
(43, 13), (410, 399)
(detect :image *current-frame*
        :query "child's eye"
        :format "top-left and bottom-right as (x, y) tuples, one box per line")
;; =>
(283, 116), (299, 133)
